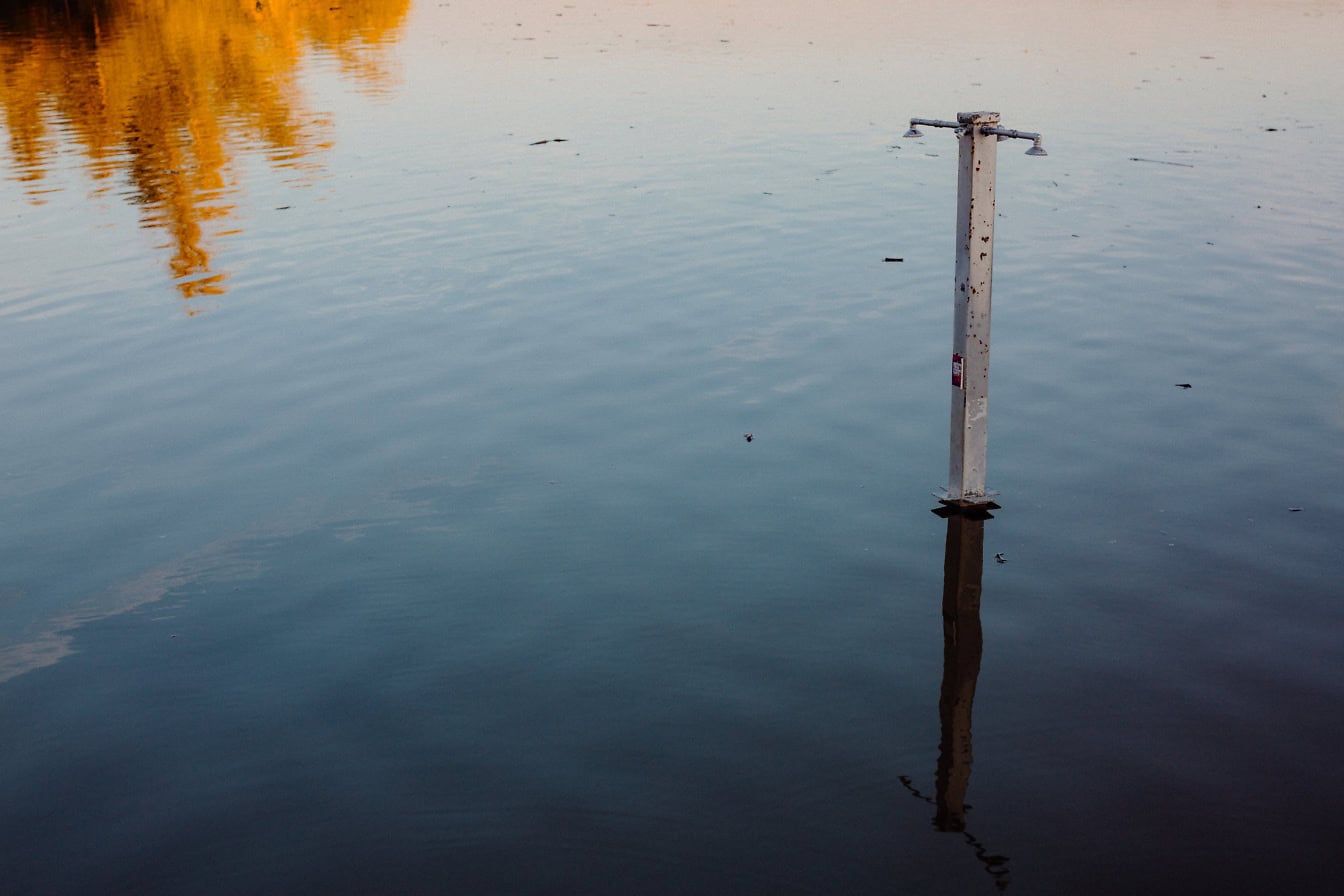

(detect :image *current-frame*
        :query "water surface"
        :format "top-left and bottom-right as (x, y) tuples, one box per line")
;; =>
(2, 1), (1342, 892)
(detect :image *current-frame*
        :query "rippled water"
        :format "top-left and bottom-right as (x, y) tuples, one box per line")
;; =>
(2, 1), (1342, 892)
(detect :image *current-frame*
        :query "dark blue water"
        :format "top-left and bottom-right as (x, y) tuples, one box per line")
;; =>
(3, 1), (1343, 892)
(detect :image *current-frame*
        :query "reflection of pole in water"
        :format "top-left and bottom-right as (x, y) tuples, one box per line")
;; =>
(935, 507), (985, 832)
(900, 503), (1010, 891)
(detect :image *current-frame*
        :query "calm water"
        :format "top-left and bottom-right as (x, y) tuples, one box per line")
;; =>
(2, 0), (1343, 892)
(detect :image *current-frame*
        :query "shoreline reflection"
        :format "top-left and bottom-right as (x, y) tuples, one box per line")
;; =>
(0, 0), (409, 307)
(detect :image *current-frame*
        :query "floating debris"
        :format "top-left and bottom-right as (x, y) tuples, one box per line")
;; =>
(884, 257), (904, 263)
(994, 553), (1006, 563)
(1289, 507), (1303, 512)
(1175, 383), (1193, 389)
(1129, 157), (1195, 168)
(743, 433), (754, 443)
(528, 138), (569, 146)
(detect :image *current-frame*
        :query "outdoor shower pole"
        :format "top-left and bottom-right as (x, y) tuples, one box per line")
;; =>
(944, 111), (998, 505)
(905, 112), (1046, 507)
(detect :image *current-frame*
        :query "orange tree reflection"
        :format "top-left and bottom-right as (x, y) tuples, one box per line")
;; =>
(0, 0), (409, 308)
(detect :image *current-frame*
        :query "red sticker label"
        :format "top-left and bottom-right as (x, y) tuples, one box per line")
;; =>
(952, 353), (963, 388)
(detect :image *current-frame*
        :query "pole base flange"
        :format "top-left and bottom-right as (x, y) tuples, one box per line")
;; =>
(933, 488), (1001, 510)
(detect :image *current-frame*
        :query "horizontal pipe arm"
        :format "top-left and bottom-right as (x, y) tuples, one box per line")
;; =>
(979, 126), (1041, 141)
(909, 118), (962, 130)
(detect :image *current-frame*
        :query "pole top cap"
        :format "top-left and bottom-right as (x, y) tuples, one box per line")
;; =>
(957, 111), (1001, 125)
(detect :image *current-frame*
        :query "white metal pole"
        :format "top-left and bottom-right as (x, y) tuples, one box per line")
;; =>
(944, 111), (998, 505)
(906, 111), (1045, 508)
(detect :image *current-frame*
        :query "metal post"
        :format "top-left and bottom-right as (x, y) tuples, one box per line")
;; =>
(945, 111), (998, 505)
(905, 111), (1046, 508)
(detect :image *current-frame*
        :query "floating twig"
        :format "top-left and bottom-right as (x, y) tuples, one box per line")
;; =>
(1129, 157), (1195, 167)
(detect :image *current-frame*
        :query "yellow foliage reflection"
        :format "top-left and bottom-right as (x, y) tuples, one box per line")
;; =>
(0, 0), (409, 307)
